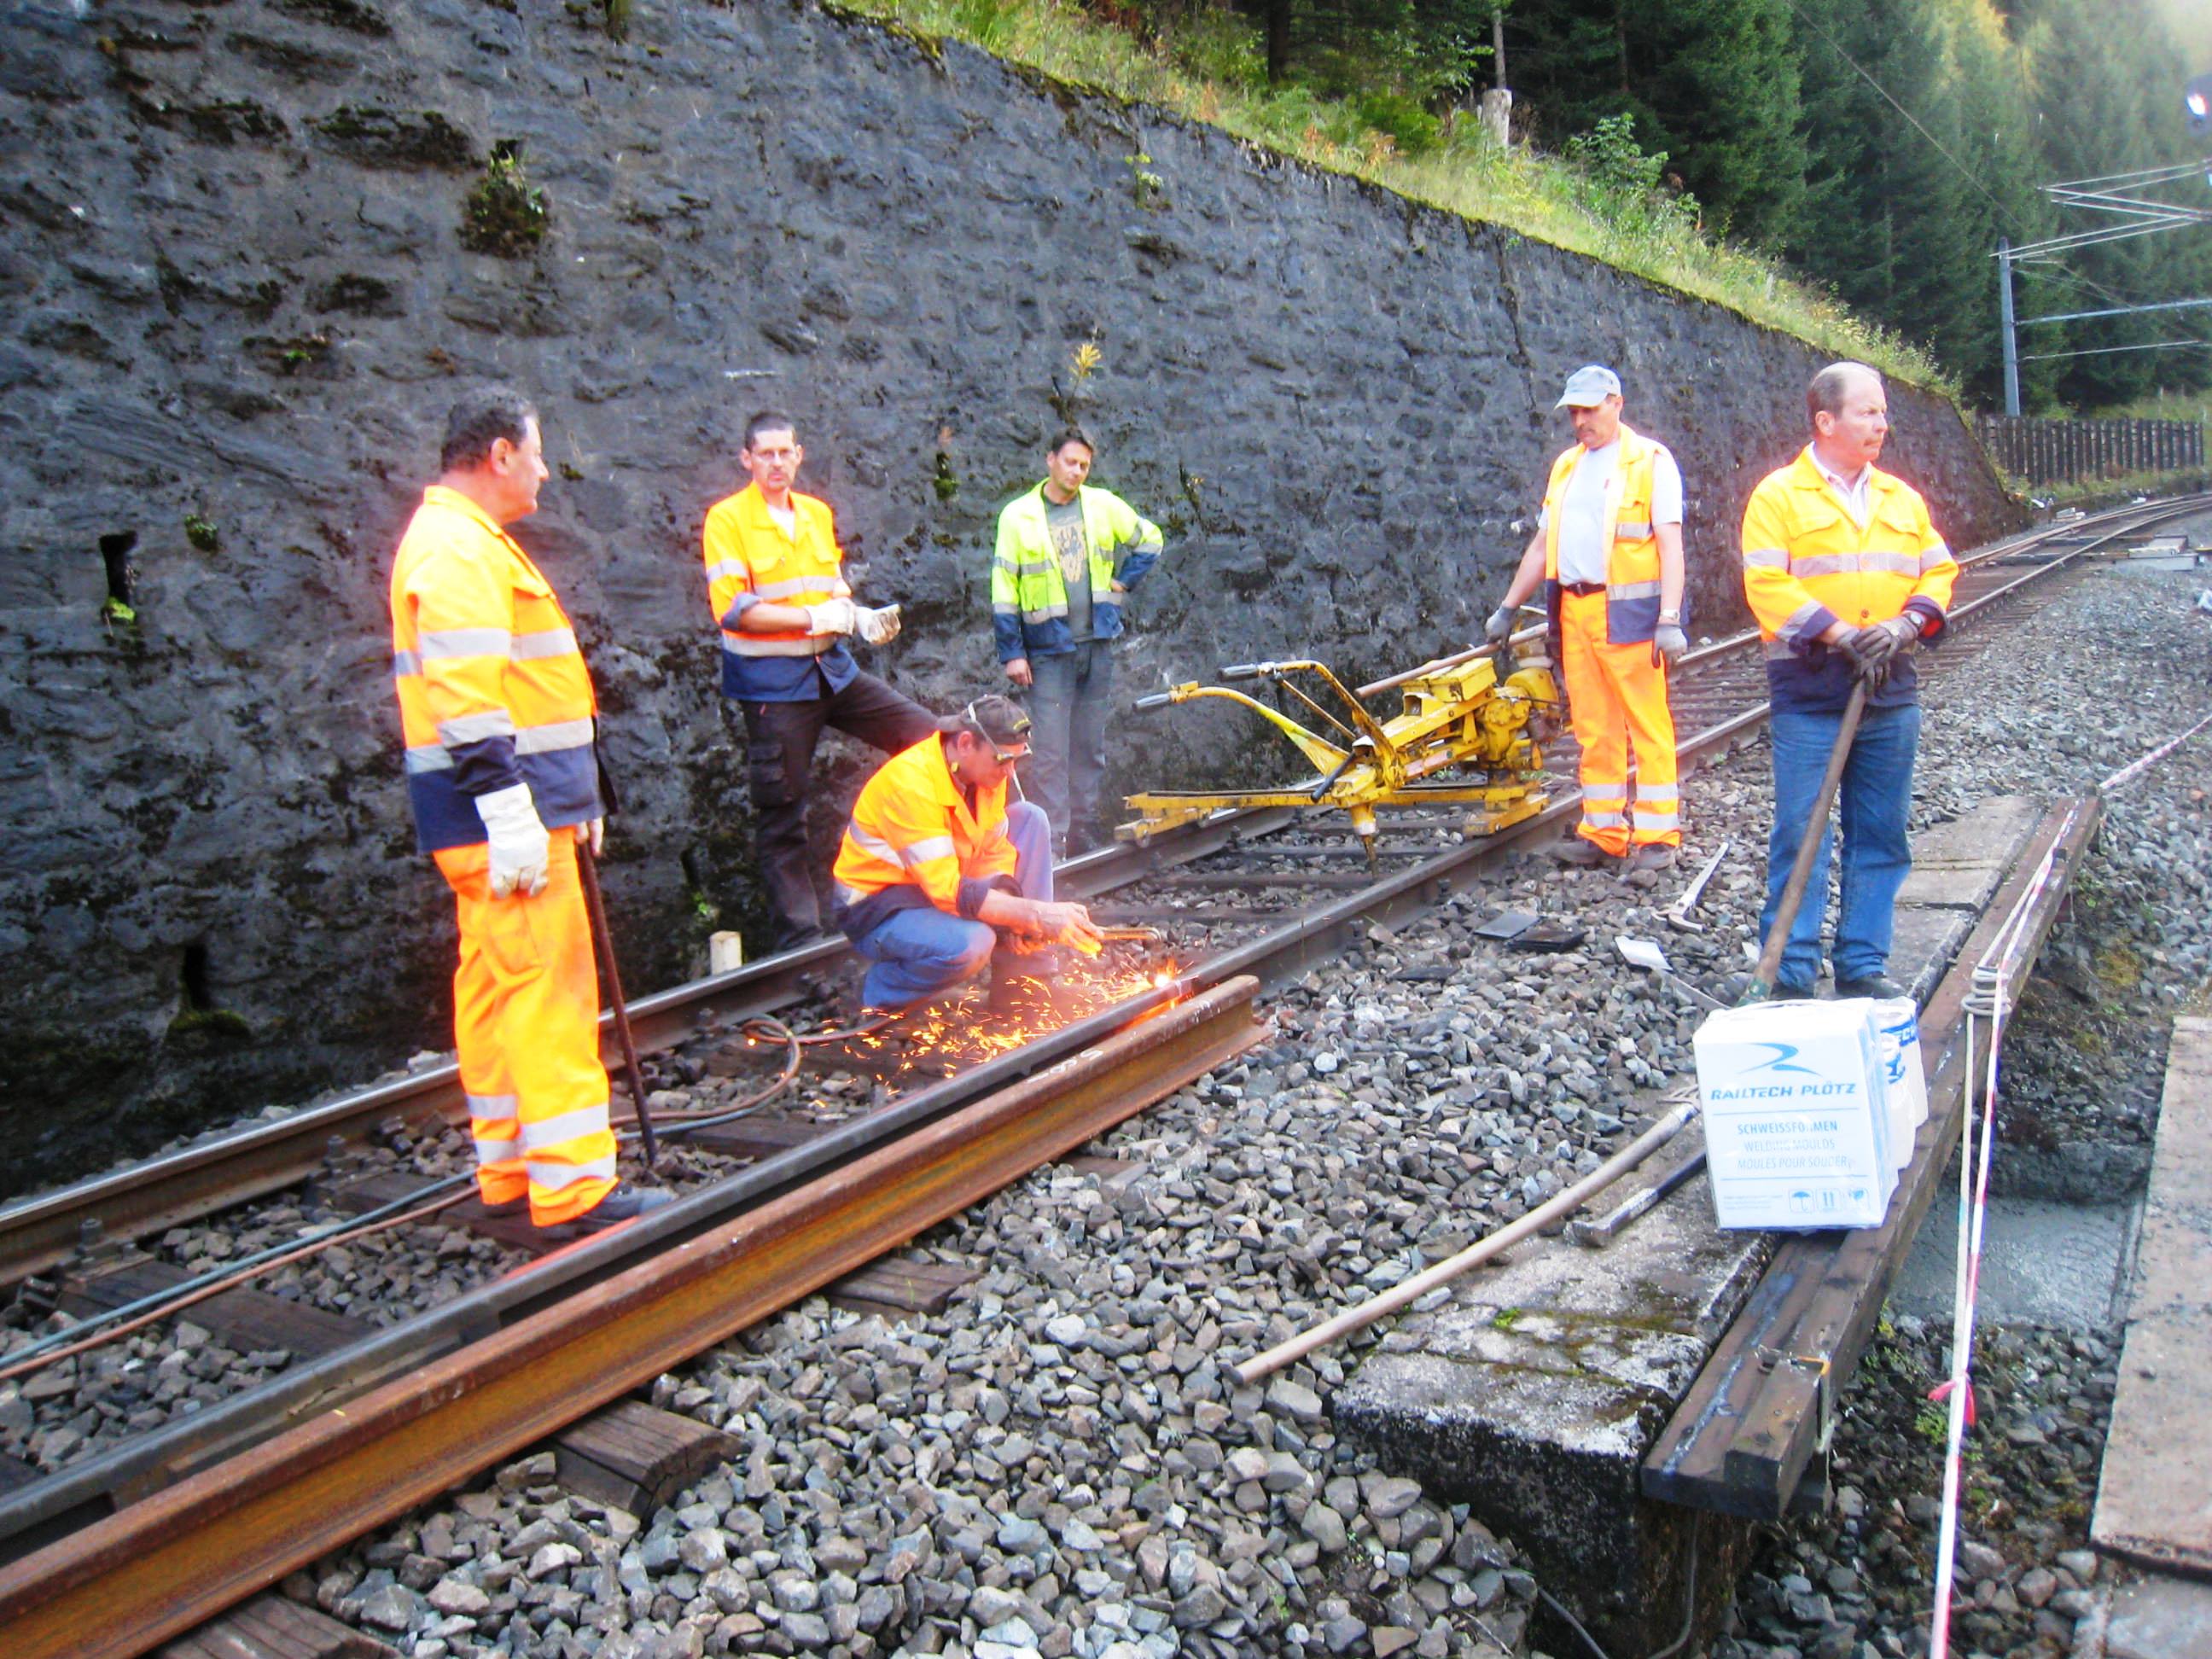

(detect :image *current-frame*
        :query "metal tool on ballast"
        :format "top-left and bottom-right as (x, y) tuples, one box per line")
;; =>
(1663, 837), (1731, 932)
(1616, 935), (1727, 1010)
(1117, 637), (1562, 861)
(1567, 1147), (1707, 1247)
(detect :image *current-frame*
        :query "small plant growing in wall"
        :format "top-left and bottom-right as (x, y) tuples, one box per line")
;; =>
(1069, 338), (1103, 383)
(461, 140), (549, 257)
(183, 513), (220, 553)
(1125, 151), (1165, 212)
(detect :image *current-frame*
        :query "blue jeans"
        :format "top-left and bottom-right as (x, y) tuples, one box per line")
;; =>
(1761, 701), (1921, 991)
(1024, 641), (1112, 848)
(850, 802), (1056, 1007)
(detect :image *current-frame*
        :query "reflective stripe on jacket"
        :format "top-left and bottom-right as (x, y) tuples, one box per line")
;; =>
(1540, 423), (1674, 646)
(701, 482), (858, 701)
(1741, 447), (1959, 711)
(991, 483), (1163, 661)
(390, 486), (602, 853)
(830, 736), (1020, 941)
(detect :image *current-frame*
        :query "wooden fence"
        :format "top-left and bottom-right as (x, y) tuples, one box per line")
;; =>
(1976, 415), (2205, 486)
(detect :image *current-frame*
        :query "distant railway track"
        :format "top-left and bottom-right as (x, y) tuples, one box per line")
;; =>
(0, 492), (2203, 1657)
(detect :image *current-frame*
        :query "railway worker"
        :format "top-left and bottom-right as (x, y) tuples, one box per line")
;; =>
(1481, 366), (1688, 872)
(992, 428), (1165, 856)
(830, 695), (1105, 1010)
(1740, 361), (1959, 1001)
(704, 411), (939, 953)
(390, 391), (667, 1232)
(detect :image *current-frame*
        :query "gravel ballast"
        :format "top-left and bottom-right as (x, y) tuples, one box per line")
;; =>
(18, 533), (2212, 1657)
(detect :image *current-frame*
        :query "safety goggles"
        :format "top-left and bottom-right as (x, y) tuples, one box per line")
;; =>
(962, 700), (1032, 766)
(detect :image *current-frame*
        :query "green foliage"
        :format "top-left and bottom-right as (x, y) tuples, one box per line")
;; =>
(1126, 149), (1166, 209)
(846, 0), (1948, 387)
(461, 141), (549, 257)
(183, 514), (219, 553)
(1355, 90), (1442, 157)
(1563, 114), (1698, 237)
(1168, 4), (1266, 90)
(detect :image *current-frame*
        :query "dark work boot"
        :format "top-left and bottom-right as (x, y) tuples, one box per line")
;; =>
(1835, 973), (1908, 1000)
(540, 1182), (672, 1237)
(1544, 837), (1616, 868)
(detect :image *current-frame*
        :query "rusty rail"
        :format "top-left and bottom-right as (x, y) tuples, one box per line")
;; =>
(0, 978), (1265, 1658)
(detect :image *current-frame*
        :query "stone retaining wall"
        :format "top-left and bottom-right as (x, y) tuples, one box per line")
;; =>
(0, 0), (2020, 1187)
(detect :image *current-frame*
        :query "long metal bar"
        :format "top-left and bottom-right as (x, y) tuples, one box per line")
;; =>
(1749, 682), (1867, 998)
(0, 980), (1266, 1658)
(577, 841), (660, 1167)
(1231, 1099), (1702, 1382)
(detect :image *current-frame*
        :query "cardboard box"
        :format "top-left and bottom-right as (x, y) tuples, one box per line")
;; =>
(1871, 997), (1928, 1171)
(1695, 999), (1895, 1231)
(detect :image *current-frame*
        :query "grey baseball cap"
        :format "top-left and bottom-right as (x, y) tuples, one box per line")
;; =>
(1555, 364), (1623, 408)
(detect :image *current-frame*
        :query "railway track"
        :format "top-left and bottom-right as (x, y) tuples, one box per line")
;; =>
(0, 492), (2203, 1656)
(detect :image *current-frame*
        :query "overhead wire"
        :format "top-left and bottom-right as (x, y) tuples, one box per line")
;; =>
(1788, 0), (2212, 378)
(1783, 0), (2022, 230)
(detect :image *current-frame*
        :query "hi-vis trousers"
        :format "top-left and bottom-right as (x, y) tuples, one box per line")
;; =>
(432, 831), (618, 1225)
(1558, 588), (1681, 855)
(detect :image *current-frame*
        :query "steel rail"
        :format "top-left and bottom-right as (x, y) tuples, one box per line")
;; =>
(0, 967), (1217, 1557)
(0, 979), (1267, 1659)
(0, 492), (2198, 1294)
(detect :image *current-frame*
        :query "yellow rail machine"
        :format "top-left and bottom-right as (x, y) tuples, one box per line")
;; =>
(1118, 642), (1562, 855)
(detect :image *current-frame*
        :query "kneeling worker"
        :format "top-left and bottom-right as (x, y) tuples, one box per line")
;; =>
(830, 696), (1104, 1009)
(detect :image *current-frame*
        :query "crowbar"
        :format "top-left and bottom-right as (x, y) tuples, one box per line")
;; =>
(1664, 837), (1731, 933)
(1567, 1149), (1707, 1247)
(577, 840), (661, 1168)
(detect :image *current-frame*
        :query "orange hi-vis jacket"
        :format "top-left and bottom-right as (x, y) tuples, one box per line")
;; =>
(1540, 422), (1672, 645)
(1741, 447), (1959, 710)
(830, 736), (1021, 940)
(701, 482), (855, 701)
(391, 486), (602, 853)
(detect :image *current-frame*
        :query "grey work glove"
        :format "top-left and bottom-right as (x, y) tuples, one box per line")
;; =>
(854, 602), (903, 646)
(1854, 614), (1921, 667)
(476, 783), (550, 898)
(804, 597), (858, 637)
(1831, 625), (1891, 693)
(1651, 621), (1688, 667)
(1483, 605), (1516, 646)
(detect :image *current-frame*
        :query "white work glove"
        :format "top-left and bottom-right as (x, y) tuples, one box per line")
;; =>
(854, 602), (903, 646)
(804, 597), (858, 637)
(579, 818), (604, 857)
(1483, 606), (1516, 645)
(476, 783), (550, 898)
(1652, 621), (1688, 667)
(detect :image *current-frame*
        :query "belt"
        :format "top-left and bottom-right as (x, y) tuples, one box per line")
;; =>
(1559, 581), (1605, 597)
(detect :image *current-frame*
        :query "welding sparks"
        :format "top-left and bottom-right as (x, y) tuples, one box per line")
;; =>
(841, 949), (1183, 1081)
